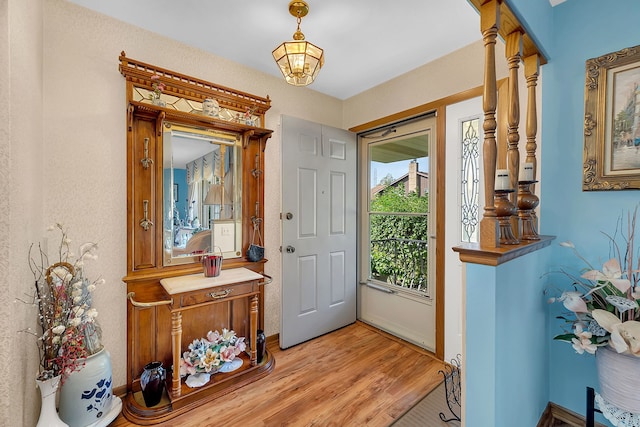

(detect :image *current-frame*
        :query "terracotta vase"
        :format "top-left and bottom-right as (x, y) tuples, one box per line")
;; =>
(36, 375), (69, 427)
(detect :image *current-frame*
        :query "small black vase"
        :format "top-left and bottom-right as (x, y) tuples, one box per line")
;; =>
(140, 361), (165, 407)
(256, 330), (266, 364)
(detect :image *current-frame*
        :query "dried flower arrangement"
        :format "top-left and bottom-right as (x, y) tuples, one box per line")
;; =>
(22, 223), (104, 381)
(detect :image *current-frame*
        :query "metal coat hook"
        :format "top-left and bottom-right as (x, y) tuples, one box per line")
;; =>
(251, 216), (263, 228)
(251, 153), (263, 178)
(141, 138), (154, 169)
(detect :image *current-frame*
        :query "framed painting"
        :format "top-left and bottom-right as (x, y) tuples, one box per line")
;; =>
(583, 44), (640, 190)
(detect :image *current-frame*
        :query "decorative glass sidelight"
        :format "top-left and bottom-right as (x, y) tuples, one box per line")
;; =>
(461, 118), (480, 243)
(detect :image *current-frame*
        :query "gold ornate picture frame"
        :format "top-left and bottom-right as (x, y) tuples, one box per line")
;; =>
(583, 44), (640, 190)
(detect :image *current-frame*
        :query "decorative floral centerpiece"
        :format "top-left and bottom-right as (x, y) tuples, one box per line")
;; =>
(179, 329), (246, 377)
(149, 74), (165, 101)
(25, 223), (104, 381)
(548, 209), (640, 357)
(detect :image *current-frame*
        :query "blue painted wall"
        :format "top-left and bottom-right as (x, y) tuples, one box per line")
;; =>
(466, 249), (551, 426)
(539, 0), (640, 420)
(464, 0), (640, 423)
(164, 168), (188, 226)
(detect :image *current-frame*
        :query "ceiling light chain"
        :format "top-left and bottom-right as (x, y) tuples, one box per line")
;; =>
(272, 0), (324, 87)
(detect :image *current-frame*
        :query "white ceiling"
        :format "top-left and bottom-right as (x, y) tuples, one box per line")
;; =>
(66, 0), (484, 100)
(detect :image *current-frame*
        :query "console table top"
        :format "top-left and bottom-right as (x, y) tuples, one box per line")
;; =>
(160, 267), (263, 295)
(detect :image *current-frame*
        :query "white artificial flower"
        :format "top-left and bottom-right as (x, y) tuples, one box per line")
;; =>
(52, 266), (69, 279)
(52, 325), (65, 335)
(86, 308), (98, 318)
(73, 296), (82, 304)
(87, 284), (96, 292)
(72, 288), (83, 298)
(72, 280), (83, 289)
(581, 258), (631, 293)
(592, 309), (622, 333)
(70, 317), (82, 327)
(572, 336), (597, 355)
(72, 307), (84, 317)
(52, 336), (60, 345)
(613, 321), (640, 356)
(557, 291), (589, 313)
(571, 324), (596, 354)
(610, 323), (630, 354)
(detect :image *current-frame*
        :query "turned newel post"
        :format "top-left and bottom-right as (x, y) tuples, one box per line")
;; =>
(171, 311), (182, 397)
(250, 294), (258, 366)
(506, 31), (522, 203)
(506, 31), (522, 242)
(479, 0), (501, 248)
(524, 54), (540, 184)
(523, 54), (540, 229)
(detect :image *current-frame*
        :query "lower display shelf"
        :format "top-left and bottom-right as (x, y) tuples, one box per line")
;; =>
(122, 350), (275, 425)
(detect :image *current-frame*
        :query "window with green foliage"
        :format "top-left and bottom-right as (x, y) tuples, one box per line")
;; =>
(367, 117), (433, 296)
(369, 183), (429, 294)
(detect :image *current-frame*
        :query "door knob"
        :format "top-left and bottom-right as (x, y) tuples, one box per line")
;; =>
(285, 245), (296, 253)
(285, 212), (293, 220)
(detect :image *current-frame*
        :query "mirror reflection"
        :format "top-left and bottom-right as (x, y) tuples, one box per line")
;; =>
(163, 123), (242, 265)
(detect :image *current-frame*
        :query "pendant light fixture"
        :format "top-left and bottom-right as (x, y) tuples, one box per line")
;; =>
(272, 1), (324, 86)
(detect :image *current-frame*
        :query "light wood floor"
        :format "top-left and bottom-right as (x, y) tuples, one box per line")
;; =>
(111, 322), (446, 426)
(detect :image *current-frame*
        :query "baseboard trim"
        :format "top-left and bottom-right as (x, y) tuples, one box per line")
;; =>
(113, 384), (128, 398)
(266, 332), (279, 347)
(537, 402), (607, 427)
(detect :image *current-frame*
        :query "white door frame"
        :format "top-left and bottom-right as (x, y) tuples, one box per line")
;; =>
(357, 114), (437, 351)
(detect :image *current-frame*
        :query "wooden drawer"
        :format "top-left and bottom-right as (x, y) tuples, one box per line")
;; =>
(179, 281), (257, 307)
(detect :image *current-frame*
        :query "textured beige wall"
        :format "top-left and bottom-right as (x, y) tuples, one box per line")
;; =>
(6, 0), (46, 426)
(22, 2), (343, 421)
(8, 0), (512, 423)
(344, 39), (507, 128)
(0, 4), (10, 425)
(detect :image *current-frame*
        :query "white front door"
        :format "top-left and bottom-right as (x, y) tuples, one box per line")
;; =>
(358, 115), (437, 351)
(280, 115), (357, 349)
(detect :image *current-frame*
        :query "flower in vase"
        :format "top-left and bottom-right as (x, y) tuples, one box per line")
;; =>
(179, 328), (246, 377)
(23, 223), (104, 381)
(547, 207), (640, 358)
(149, 74), (165, 100)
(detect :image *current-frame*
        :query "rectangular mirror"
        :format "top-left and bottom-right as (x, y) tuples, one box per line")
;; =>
(162, 123), (242, 266)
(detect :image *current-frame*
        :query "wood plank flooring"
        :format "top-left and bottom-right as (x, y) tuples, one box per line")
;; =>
(111, 322), (446, 426)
